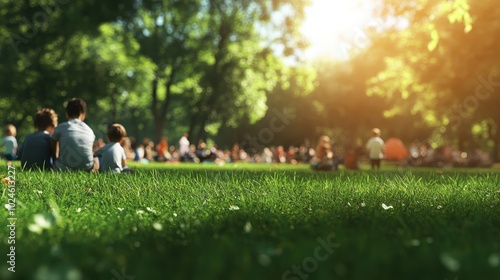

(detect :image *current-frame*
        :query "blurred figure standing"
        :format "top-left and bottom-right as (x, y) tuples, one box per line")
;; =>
(366, 128), (384, 170)
(179, 133), (190, 161)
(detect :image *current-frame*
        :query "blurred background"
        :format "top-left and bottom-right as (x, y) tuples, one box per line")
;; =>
(1, 0), (499, 161)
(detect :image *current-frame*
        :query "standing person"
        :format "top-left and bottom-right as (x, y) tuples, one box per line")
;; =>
(50, 98), (99, 172)
(94, 123), (128, 173)
(366, 128), (384, 170)
(179, 132), (190, 161)
(18, 108), (58, 170)
(1, 124), (18, 166)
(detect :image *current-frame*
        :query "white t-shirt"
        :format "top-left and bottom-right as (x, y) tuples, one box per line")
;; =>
(366, 137), (385, 159)
(52, 119), (95, 171)
(179, 136), (190, 155)
(94, 142), (126, 173)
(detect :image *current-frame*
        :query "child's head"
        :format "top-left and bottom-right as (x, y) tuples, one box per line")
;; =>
(66, 98), (87, 119)
(317, 135), (331, 147)
(107, 123), (127, 143)
(5, 124), (16, 137)
(34, 108), (58, 133)
(315, 135), (332, 158)
(371, 128), (381, 137)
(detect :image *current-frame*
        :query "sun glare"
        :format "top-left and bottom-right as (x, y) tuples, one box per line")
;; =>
(301, 0), (375, 60)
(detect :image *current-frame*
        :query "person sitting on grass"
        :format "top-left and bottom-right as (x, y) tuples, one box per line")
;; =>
(94, 123), (128, 173)
(50, 98), (99, 172)
(311, 135), (337, 171)
(18, 108), (58, 170)
(1, 124), (18, 166)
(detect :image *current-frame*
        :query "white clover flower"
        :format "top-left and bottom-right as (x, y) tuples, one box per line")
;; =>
(153, 222), (163, 231)
(381, 203), (394, 210)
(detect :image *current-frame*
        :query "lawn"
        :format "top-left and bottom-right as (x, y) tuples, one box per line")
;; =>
(1, 163), (499, 280)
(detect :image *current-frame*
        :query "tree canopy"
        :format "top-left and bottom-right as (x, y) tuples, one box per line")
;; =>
(1, 0), (499, 160)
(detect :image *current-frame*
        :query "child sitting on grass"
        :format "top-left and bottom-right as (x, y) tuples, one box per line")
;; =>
(311, 135), (337, 171)
(51, 98), (99, 172)
(18, 108), (58, 170)
(1, 124), (18, 166)
(94, 123), (128, 173)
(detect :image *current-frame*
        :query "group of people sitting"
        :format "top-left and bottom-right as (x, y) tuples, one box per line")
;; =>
(109, 132), (371, 171)
(1, 98), (129, 173)
(1, 97), (388, 173)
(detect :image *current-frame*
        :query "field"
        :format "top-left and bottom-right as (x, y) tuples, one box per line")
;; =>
(1, 162), (500, 280)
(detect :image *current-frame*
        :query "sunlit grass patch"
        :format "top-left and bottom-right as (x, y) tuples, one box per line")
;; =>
(0, 163), (499, 279)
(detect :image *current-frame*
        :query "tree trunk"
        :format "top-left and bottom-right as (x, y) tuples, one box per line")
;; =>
(187, 113), (198, 141)
(494, 123), (500, 162)
(153, 117), (164, 146)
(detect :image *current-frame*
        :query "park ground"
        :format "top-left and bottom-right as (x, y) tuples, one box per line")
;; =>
(1, 162), (499, 280)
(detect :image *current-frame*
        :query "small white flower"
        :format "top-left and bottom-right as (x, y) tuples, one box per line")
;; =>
(28, 224), (43, 234)
(34, 214), (52, 229)
(173, 212), (177, 217)
(76, 208), (82, 213)
(244, 221), (252, 233)
(381, 203), (394, 210)
(229, 205), (240, 211)
(146, 207), (157, 214)
(117, 207), (124, 212)
(437, 205), (443, 210)
(153, 222), (163, 231)
(361, 202), (366, 207)
(488, 254), (500, 267)
(136, 210), (145, 215)
(34, 190), (43, 194)
(409, 239), (420, 246)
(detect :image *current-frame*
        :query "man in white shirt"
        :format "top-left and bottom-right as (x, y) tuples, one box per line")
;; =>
(366, 128), (384, 170)
(179, 133), (190, 161)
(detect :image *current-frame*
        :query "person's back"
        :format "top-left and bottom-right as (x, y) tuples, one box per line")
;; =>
(366, 128), (384, 169)
(1, 125), (18, 166)
(51, 98), (97, 171)
(94, 123), (127, 173)
(19, 108), (58, 170)
(95, 142), (126, 173)
(366, 137), (384, 158)
(179, 133), (190, 156)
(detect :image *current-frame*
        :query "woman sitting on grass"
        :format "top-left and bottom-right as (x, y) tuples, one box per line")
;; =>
(311, 135), (337, 171)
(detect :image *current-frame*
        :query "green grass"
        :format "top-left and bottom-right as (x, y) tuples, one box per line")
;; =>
(1, 163), (500, 280)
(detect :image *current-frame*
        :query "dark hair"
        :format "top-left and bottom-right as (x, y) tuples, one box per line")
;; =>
(34, 108), (58, 130)
(107, 123), (127, 142)
(66, 98), (87, 118)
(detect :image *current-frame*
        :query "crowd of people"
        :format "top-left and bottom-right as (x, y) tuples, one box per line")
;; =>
(114, 134), (359, 169)
(0, 97), (495, 172)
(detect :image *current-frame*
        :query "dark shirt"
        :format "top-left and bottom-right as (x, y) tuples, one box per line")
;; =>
(18, 131), (52, 170)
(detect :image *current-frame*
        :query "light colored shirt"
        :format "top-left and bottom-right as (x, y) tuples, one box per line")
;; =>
(179, 136), (190, 155)
(94, 142), (126, 173)
(18, 131), (52, 170)
(52, 119), (95, 171)
(366, 137), (384, 159)
(1, 136), (18, 155)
